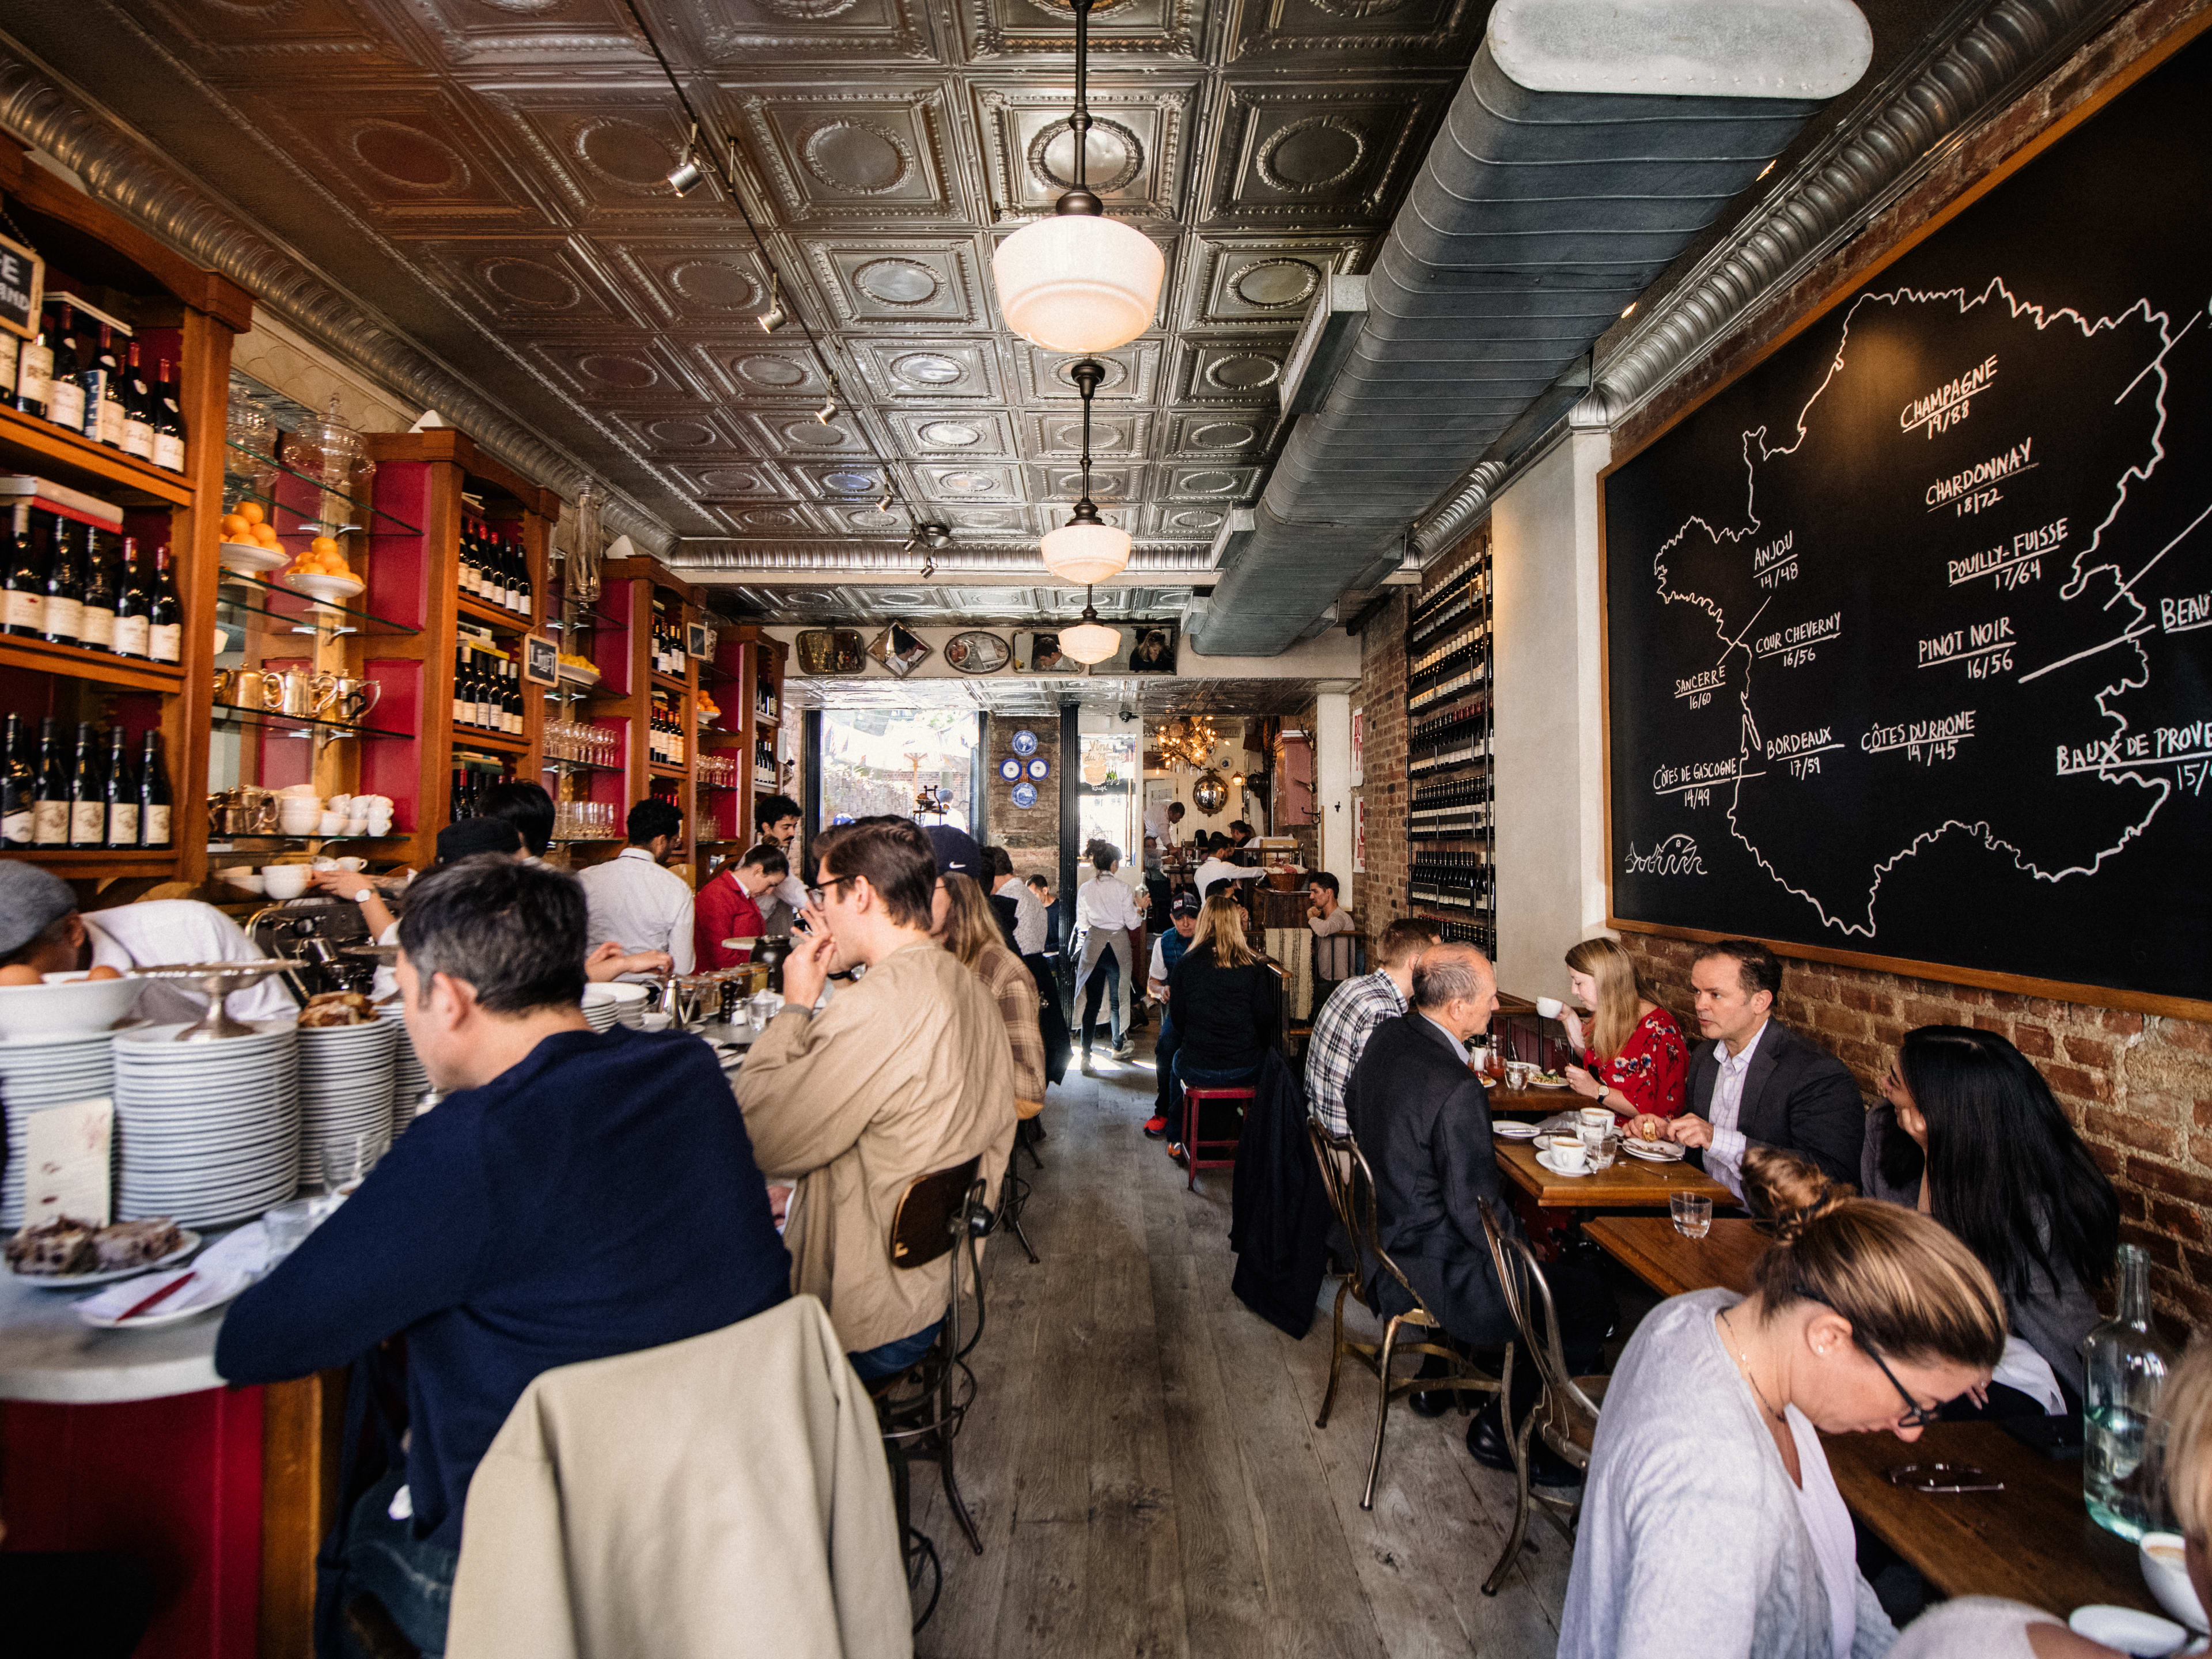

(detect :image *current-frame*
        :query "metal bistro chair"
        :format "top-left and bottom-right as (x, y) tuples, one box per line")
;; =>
(871, 1156), (993, 1628)
(1475, 1196), (1608, 1596)
(1309, 1119), (1508, 1510)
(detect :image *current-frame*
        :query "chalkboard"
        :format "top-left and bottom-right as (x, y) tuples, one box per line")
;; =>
(1603, 26), (2212, 1013)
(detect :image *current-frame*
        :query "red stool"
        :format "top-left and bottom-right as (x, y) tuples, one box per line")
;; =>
(1179, 1084), (1255, 1191)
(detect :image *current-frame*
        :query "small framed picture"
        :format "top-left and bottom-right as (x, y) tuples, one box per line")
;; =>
(521, 634), (560, 688)
(0, 234), (46, 343)
(685, 620), (711, 660)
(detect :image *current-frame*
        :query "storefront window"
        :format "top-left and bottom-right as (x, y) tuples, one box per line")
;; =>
(817, 710), (976, 832)
(1076, 733), (1139, 862)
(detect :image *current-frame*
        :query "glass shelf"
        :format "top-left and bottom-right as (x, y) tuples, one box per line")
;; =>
(208, 703), (415, 743)
(218, 570), (420, 638)
(224, 438), (423, 535)
(210, 834), (412, 850)
(540, 756), (623, 774)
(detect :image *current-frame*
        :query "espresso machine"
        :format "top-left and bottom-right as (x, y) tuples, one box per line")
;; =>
(246, 898), (379, 1003)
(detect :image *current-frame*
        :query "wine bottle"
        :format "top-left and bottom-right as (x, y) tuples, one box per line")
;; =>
(460, 520), (480, 598)
(78, 531), (117, 653)
(42, 516), (83, 646)
(0, 306), (17, 412)
(121, 343), (154, 461)
(147, 543), (181, 663)
(83, 323), (126, 447)
(151, 358), (187, 474)
(111, 537), (149, 659)
(451, 648), (469, 728)
(5, 509), (47, 638)
(14, 307), (52, 421)
(103, 726), (138, 849)
(32, 717), (67, 847)
(43, 303), (85, 433)
(506, 660), (524, 735)
(0, 714), (31, 847)
(139, 731), (171, 848)
(68, 721), (105, 847)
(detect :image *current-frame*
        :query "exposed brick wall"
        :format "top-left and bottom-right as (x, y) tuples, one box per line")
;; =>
(1622, 934), (2212, 1323)
(982, 715), (1060, 889)
(1599, 1), (2212, 1324)
(1352, 589), (1409, 950)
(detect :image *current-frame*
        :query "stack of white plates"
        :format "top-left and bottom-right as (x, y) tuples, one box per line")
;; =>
(582, 982), (648, 1032)
(393, 1029), (431, 1135)
(0, 1032), (118, 1230)
(113, 1021), (299, 1229)
(297, 1018), (399, 1186)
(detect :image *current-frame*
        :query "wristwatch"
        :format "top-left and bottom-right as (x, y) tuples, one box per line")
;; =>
(1597, 1084), (1609, 1107)
(351, 888), (374, 904)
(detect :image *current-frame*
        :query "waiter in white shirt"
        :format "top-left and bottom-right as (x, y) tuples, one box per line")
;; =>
(1142, 798), (1184, 849)
(0, 862), (297, 1024)
(577, 799), (695, 976)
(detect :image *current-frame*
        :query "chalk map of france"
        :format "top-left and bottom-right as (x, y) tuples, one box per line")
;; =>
(1635, 274), (2212, 941)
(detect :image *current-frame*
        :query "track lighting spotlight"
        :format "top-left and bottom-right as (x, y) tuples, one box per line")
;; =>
(665, 123), (704, 195)
(816, 398), (838, 424)
(757, 272), (786, 334)
(876, 494), (893, 513)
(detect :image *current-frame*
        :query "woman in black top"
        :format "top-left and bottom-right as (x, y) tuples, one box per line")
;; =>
(1167, 892), (1280, 1099)
(1861, 1024), (2118, 1414)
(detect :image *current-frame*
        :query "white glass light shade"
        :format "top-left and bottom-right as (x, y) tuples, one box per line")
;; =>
(1039, 518), (1132, 585)
(1059, 618), (1123, 665)
(993, 214), (1165, 353)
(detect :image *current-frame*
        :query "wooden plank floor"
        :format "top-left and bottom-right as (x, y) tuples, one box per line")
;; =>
(910, 1033), (1571, 1658)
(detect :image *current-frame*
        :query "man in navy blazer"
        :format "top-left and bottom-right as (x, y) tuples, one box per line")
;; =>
(1658, 938), (1865, 1196)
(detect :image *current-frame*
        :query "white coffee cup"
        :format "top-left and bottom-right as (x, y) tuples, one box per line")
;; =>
(1580, 1105), (1614, 1131)
(317, 810), (345, 836)
(1536, 995), (1564, 1020)
(262, 865), (312, 900)
(1552, 1138), (1589, 1173)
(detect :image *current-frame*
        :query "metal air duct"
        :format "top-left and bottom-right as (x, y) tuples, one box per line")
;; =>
(1191, 0), (1872, 656)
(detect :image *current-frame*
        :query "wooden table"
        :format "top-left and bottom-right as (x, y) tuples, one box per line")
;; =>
(1493, 1137), (1736, 1209)
(1486, 1083), (1582, 1115)
(1824, 1422), (2160, 1620)
(1582, 1216), (1767, 1297)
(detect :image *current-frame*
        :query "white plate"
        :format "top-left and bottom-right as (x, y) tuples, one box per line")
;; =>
(1491, 1121), (1541, 1139)
(1620, 1139), (1687, 1162)
(1534, 1148), (1594, 1178)
(1528, 1077), (1572, 1090)
(75, 1276), (254, 1330)
(219, 541), (290, 574)
(9, 1230), (202, 1289)
(2069, 1605), (2190, 1656)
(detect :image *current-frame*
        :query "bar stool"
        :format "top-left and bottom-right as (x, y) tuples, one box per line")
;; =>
(1179, 1082), (1252, 1191)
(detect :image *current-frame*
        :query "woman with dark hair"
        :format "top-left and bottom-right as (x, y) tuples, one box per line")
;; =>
(1862, 1025), (2119, 1415)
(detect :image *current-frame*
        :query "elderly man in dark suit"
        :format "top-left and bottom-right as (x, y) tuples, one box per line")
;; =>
(1344, 942), (1612, 1484)
(1650, 938), (1865, 1196)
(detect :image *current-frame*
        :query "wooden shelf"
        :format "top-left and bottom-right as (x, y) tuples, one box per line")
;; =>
(457, 594), (537, 634)
(0, 406), (196, 509)
(651, 671), (690, 695)
(0, 636), (188, 694)
(649, 761), (687, 779)
(1, 847), (180, 876)
(452, 729), (527, 753)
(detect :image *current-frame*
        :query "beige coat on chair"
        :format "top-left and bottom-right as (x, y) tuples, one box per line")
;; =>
(445, 1295), (911, 1659)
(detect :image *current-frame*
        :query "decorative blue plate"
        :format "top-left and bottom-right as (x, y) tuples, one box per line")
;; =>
(1010, 729), (1038, 756)
(998, 757), (1024, 781)
(1026, 757), (1050, 780)
(1011, 782), (1039, 809)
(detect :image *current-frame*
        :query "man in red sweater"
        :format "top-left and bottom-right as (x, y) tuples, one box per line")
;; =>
(694, 843), (789, 971)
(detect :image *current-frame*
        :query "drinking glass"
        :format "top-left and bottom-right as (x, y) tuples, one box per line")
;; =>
(1671, 1192), (1712, 1240)
(321, 1131), (389, 1197)
(262, 1198), (323, 1259)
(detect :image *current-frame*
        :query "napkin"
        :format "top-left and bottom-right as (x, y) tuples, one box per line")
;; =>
(77, 1221), (273, 1324)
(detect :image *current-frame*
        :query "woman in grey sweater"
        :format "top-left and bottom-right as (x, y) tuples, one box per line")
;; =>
(1559, 1151), (2007, 1659)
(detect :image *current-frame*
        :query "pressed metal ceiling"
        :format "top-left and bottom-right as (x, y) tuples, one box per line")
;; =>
(785, 671), (1338, 713)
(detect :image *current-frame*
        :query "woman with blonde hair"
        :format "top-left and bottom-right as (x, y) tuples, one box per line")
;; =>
(1163, 892), (1279, 1153)
(1559, 934), (1688, 1120)
(1560, 1149), (2006, 1659)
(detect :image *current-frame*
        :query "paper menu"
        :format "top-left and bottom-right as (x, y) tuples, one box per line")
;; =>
(25, 1096), (113, 1228)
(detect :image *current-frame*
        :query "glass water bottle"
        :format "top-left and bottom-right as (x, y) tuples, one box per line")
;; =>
(2083, 1243), (2179, 1539)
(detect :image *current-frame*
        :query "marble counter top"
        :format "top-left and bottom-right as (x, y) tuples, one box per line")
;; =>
(0, 1254), (232, 1404)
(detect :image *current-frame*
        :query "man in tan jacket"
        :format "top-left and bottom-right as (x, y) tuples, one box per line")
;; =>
(737, 816), (1017, 1378)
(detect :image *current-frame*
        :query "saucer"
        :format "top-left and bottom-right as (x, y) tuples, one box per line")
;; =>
(1535, 1148), (1593, 1178)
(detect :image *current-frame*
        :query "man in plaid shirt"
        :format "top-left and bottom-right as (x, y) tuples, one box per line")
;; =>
(1305, 917), (1440, 1134)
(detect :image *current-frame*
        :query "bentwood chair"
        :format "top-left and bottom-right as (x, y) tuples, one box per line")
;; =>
(1309, 1119), (1508, 1510)
(1475, 1197), (1608, 1595)
(870, 1157), (993, 1628)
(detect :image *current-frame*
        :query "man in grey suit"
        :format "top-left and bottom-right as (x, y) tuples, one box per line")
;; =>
(1658, 938), (1865, 1195)
(1344, 944), (1612, 1483)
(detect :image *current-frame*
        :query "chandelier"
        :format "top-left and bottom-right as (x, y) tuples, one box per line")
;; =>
(989, 0), (1165, 354)
(1039, 358), (1131, 584)
(1059, 585), (1122, 665)
(1156, 714), (1219, 771)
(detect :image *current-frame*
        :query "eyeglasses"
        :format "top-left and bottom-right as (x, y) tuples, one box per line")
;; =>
(1796, 1285), (1943, 1428)
(805, 874), (859, 908)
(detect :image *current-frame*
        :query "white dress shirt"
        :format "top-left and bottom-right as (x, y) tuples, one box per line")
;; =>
(578, 847), (696, 974)
(85, 900), (299, 1025)
(1191, 856), (1260, 900)
(1143, 802), (1173, 844)
(1075, 873), (1145, 935)
(1703, 1018), (1768, 1199)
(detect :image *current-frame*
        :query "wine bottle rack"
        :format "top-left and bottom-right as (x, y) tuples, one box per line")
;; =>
(1404, 546), (1495, 957)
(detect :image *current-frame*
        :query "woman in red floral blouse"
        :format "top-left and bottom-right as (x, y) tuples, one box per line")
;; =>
(1557, 936), (1688, 1120)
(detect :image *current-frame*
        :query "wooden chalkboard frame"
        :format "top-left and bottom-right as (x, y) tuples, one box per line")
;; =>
(1597, 6), (2212, 1025)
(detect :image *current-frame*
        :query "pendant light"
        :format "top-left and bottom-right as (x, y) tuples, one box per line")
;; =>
(1039, 358), (1132, 585)
(1059, 586), (1122, 665)
(990, 0), (1164, 353)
